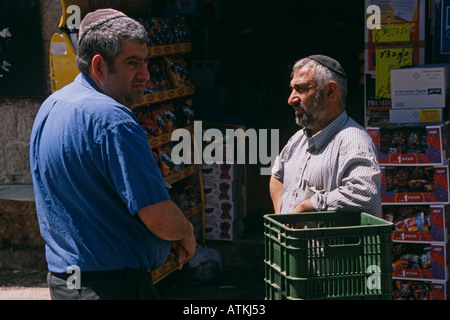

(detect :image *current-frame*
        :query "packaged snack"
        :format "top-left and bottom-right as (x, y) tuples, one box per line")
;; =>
(159, 103), (178, 132)
(151, 108), (167, 135)
(164, 56), (191, 88)
(420, 250), (432, 269)
(394, 219), (408, 232)
(159, 142), (184, 177)
(135, 108), (159, 138)
(400, 253), (420, 267)
(405, 212), (429, 232)
(392, 259), (409, 271)
(182, 98), (195, 126)
(393, 280), (432, 300)
(145, 60), (171, 93)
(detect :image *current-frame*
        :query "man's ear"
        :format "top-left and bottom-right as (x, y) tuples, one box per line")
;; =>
(325, 81), (339, 101)
(90, 54), (107, 84)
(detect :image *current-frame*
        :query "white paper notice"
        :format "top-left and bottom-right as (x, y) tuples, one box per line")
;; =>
(394, 0), (417, 22)
(51, 42), (67, 55)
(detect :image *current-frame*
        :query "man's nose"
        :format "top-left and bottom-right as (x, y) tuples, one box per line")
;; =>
(288, 90), (299, 106)
(138, 62), (150, 82)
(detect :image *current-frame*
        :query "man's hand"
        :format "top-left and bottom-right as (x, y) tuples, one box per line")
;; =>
(138, 199), (197, 269)
(291, 198), (315, 213)
(173, 225), (197, 269)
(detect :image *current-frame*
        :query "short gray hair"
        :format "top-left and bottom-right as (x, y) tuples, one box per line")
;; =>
(292, 58), (348, 107)
(76, 17), (149, 75)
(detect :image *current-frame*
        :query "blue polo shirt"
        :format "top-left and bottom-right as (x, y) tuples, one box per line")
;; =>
(30, 73), (171, 273)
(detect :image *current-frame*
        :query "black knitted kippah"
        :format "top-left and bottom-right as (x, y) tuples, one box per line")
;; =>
(306, 54), (347, 79)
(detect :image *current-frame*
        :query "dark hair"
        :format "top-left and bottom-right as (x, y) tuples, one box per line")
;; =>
(76, 17), (149, 75)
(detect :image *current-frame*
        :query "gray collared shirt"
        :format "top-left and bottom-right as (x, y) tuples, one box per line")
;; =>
(272, 111), (382, 217)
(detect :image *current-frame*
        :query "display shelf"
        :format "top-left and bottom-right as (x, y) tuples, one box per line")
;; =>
(149, 42), (191, 57)
(134, 85), (195, 108)
(148, 124), (194, 149)
(151, 250), (178, 284)
(164, 164), (201, 185)
(184, 202), (203, 219)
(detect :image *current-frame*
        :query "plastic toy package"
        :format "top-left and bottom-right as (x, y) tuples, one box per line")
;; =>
(392, 243), (433, 271)
(384, 166), (435, 194)
(393, 280), (433, 300)
(380, 126), (428, 155)
(392, 242), (448, 281)
(367, 122), (450, 165)
(384, 206), (431, 233)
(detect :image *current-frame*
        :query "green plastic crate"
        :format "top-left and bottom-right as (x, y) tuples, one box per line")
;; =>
(264, 211), (393, 300)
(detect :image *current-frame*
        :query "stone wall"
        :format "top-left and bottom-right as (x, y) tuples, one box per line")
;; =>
(0, 0), (61, 266)
(0, 0), (60, 184)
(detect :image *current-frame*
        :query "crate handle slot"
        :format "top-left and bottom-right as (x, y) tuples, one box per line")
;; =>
(326, 240), (361, 248)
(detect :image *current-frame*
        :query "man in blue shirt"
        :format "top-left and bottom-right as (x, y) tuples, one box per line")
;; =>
(29, 9), (196, 300)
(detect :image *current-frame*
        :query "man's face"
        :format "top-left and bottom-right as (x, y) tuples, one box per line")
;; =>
(101, 40), (150, 108)
(288, 67), (328, 129)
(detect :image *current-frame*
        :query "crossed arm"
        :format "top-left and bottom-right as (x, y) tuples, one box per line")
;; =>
(137, 199), (196, 269)
(269, 176), (314, 214)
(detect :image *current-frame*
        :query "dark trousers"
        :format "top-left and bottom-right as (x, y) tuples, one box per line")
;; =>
(47, 269), (159, 300)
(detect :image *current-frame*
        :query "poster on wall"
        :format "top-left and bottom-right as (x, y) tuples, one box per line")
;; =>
(364, 0), (426, 126)
(0, 0), (44, 98)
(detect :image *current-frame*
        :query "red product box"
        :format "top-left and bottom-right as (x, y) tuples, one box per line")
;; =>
(393, 279), (448, 300)
(392, 242), (448, 281)
(381, 165), (450, 204)
(382, 204), (449, 243)
(367, 122), (450, 165)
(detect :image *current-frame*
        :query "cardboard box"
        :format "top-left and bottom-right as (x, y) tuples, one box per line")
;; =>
(201, 163), (243, 182)
(389, 108), (443, 123)
(391, 64), (450, 109)
(392, 242), (448, 281)
(367, 122), (450, 165)
(203, 180), (241, 205)
(393, 279), (448, 300)
(205, 217), (243, 241)
(381, 165), (450, 204)
(382, 204), (449, 243)
(204, 197), (242, 221)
